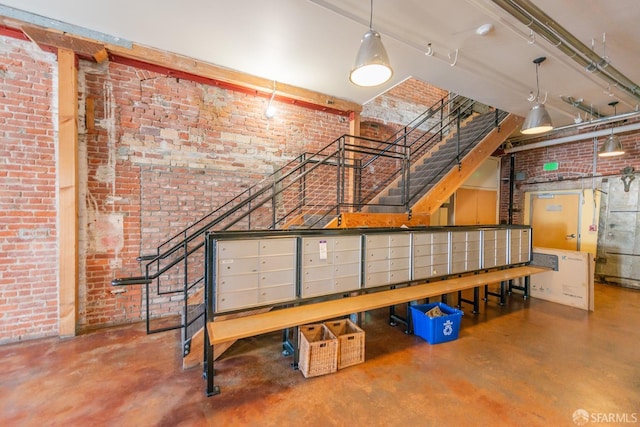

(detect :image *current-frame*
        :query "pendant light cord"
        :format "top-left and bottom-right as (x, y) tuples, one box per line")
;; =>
(535, 62), (540, 101)
(369, 0), (373, 30)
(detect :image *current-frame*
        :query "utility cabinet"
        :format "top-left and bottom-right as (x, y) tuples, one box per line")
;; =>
(301, 235), (361, 297)
(482, 228), (509, 268)
(215, 238), (297, 312)
(413, 231), (450, 280)
(364, 233), (411, 287)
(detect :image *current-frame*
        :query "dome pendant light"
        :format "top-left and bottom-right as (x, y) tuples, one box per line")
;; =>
(598, 101), (625, 157)
(521, 57), (553, 135)
(349, 0), (393, 87)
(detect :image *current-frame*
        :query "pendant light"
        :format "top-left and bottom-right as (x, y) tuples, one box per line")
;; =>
(598, 101), (625, 157)
(521, 57), (553, 135)
(349, 0), (393, 87)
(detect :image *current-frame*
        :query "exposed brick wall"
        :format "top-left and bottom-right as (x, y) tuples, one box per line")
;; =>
(499, 121), (640, 224)
(358, 79), (449, 205)
(77, 61), (351, 330)
(0, 37), (58, 344)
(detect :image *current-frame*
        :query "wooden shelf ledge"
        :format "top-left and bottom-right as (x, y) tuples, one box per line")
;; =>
(207, 266), (547, 345)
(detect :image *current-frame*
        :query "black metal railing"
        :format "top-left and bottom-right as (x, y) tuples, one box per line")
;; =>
(112, 93), (508, 358)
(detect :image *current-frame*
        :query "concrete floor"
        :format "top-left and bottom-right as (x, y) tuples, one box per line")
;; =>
(2, 283), (639, 427)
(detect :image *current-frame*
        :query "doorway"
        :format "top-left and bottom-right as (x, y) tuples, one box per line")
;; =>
(528, 192), (581, 250)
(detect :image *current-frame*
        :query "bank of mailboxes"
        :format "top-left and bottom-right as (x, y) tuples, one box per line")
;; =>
(482, 229), (509, 268)
(301, 236), (361, 298)
(216, 238), (297, 312)
(510, 228), (531, 264)
(213, 228), (531, 312)
(450, 230), (482, 274)
(364, 233), (411, 288)
(413, 232), (449, 280)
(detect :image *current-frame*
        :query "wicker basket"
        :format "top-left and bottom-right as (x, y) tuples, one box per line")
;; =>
(298, 324), (338, 378)
(324, 319), (365, 369)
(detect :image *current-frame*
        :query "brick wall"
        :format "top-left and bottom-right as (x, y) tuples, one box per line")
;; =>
(359, 79), (449, 204)
(0, 37), (58, 344)
(77, 60), (351, 330)
(499, 120), (640, 224)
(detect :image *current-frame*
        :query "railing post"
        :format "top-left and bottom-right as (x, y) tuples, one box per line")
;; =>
(403, 145), (411, 210)
(456, 108), (461, 166)
(337, 137), (343, 214)
(353, 158), (362, 211)
(271, 179), (277, 228)
(440, 98), (444, 141)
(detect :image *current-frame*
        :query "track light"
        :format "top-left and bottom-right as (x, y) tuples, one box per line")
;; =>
(521, 57), (553, 135)
(349, 0), (393, 87)
(598, 101), (624, 157)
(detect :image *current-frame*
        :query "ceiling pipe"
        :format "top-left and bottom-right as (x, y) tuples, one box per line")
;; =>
(490, 0), (640, 102)
(508, 109), (640, 145)
(505, 119), (640, 153)
(560, 96), (604, 119)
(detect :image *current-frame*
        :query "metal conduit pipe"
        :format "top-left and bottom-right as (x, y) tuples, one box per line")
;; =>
(505, 121), (640, 153)
(508, 109), (640, 144)
(490, 0), (640, 102)
(513, 0), (640, 95)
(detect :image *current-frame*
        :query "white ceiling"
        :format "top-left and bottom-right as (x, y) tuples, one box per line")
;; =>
(2, 0), (640, 129)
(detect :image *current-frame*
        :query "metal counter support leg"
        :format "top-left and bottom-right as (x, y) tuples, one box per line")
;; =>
(457, 287), (480, 314)
(484, 281), (506, 306)
(205, 327), (220, 397)
(292, 326), (300, 370)
(508, 276), (530, 299)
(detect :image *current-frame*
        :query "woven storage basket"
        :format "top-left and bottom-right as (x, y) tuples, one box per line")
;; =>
(324, 319), (365, 369)
(298, 324), (338, 378)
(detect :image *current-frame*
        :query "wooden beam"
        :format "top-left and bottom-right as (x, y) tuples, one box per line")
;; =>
(57, 48), (79, 337)
(106, 43), (362, 115)
(23, 25), (108, 62)
(412, 113), (523, 215)
(207, 266), (547, 345)
(326, 212), (431, 228)
(3, 19), (361, 115)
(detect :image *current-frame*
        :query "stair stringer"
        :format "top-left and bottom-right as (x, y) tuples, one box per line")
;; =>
(363, 113), (480, 210)
(411, 113), (522, 215)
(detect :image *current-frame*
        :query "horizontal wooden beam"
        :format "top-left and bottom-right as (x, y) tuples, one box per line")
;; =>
(106, 43), (361, 115)
(207, 265), (547, 345)
(22, 25), (108, 62)
(0, 19), (362, 115)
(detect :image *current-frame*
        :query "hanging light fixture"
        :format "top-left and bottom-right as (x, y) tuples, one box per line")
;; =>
(521, 57), (553, 135)
(598, 101), (625, 157)
(349, 0), (393, 87)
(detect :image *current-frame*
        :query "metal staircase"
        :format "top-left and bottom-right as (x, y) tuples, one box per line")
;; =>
(111, 93), (515, 362)
(368, 109), (509, 213)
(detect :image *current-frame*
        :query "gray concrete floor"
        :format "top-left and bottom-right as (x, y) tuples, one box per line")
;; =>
(1, 283), (639, 427)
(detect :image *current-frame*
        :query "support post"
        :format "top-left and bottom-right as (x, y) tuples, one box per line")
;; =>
(57, 48), (79, 337)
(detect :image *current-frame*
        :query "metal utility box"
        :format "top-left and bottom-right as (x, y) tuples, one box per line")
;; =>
(215, 237), (297, 312)
(364, 233), (411, 287)
(482, 228), (509, 269)
(413, 231), (450, 280)
(301, 235), (361, 298)
(450, 230), (482, 274)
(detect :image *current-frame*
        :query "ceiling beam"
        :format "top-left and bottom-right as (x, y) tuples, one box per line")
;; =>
(0, 16), (361, 115)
